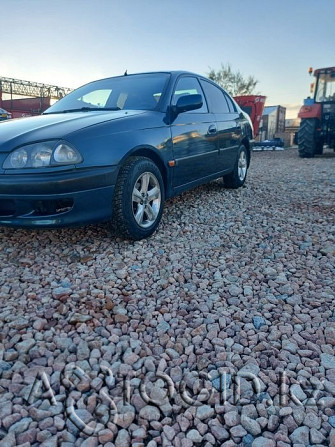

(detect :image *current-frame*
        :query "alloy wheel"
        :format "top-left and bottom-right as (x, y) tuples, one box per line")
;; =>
(132, 172), (161, 228)
(238, 150), (247, 181)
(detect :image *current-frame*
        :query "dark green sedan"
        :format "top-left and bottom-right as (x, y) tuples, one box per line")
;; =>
(0, 71), (254, 239)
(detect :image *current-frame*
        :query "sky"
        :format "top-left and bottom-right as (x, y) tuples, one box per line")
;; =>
(1, 0), (335, 118)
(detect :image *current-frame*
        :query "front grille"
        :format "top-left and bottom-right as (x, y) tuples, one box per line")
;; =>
(32, 199), (74, 216)
(0, 198), (74, 217)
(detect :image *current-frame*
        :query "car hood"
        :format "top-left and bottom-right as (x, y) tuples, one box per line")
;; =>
(0, 110), (145, 152)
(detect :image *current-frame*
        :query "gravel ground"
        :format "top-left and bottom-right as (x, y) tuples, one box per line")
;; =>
(0, 147), (334, 447)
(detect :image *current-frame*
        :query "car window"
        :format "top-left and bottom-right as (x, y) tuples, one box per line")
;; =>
(80, 89), (111, 108)
(172, 77), (208, 113)
(224, 93), (237, 113)
(45, 73), (170, 113)
(200, 80), (230, 113)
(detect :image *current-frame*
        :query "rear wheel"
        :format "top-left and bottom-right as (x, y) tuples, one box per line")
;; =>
(224, 145), (248, 189)
(112, 157), (164, 240)
(298, 118), (322, 158)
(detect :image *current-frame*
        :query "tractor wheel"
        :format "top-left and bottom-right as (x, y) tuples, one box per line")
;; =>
(298, 118), (322, 158)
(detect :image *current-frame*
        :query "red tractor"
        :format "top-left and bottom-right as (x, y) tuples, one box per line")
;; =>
(298, 66), (335, 157)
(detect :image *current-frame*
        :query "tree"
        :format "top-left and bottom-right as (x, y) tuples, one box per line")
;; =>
(208, 63), (259, 96)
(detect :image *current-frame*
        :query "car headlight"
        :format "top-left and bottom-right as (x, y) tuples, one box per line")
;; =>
(3, 141), (83, 169)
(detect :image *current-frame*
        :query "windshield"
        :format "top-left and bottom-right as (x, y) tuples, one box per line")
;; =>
(315, 72), (335, 102)
(45, 73), (170, 114)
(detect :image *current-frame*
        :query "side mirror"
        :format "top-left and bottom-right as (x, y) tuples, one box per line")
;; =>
(175, 94), (203, 114)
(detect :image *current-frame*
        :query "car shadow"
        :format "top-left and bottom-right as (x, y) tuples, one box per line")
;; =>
(0, 179), (245, 246)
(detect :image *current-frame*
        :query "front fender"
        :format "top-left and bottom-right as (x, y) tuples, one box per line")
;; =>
(298, 104), (322, 120)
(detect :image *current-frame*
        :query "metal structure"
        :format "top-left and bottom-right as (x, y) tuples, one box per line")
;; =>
(0, 76), (72, 101)
(234, 95), (266, 137)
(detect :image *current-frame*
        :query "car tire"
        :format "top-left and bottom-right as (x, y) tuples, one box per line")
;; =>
(223, 145), (248, 189)
(112, 156), (165, 240)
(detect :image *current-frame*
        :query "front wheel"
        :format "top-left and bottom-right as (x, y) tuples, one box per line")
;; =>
(112, 157), (164, 240)
(298, 118), (322, 158)
(223, 145), (249, 189)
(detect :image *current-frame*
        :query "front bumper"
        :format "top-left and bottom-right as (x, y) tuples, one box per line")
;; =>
(0, 166), (118, 228)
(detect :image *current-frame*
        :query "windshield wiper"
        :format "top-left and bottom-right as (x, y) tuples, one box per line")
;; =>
(44, 107), (121, 114)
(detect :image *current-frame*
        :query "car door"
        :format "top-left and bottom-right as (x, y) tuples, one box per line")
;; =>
(200, 79), (241, 172)
(170, 76), (219, 188)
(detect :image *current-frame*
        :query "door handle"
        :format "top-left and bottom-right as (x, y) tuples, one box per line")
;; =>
(208, 124), (217, 134)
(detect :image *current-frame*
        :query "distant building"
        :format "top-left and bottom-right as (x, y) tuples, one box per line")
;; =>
(284, 117), (301, 146)
(259, 105), (286, 141)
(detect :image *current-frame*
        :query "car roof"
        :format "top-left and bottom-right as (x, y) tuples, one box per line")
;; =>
(94, 71), (207, 83)
(120, 70), (199, 76)
(89, 71), (227, 94)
